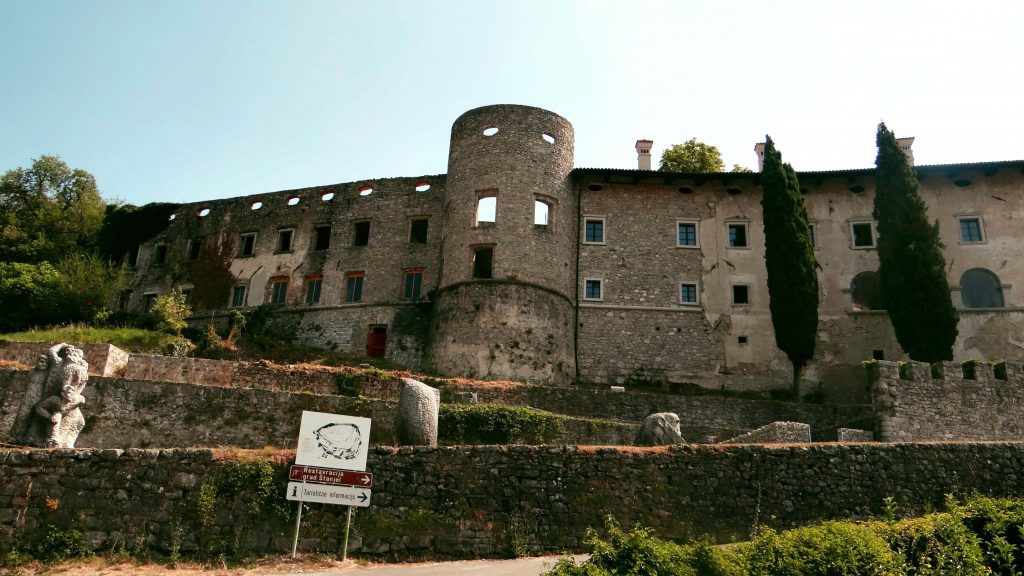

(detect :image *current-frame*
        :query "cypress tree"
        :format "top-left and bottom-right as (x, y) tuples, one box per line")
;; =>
(760, 136), (819, 396)
(873, 123), (958, 362)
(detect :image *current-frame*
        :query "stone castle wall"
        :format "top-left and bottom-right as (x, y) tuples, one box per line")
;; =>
(870, 359), (1024, 442)
(118, 355), (872, 441)
(5, 442), (1024, 558)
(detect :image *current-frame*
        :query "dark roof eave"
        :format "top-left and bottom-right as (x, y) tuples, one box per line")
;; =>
(572, 159), (1024, 180)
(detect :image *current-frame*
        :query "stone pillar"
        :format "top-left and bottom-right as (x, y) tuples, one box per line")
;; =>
(396, 378), (440, 446)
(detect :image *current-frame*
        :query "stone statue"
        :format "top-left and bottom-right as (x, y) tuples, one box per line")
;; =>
(28, 343), (90, 448)
(10, 354), (51, 444)
(396, 378), (440, 446)
(636, 412), (686, 446)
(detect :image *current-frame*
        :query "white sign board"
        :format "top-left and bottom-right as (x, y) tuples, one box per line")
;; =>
(286, 482), (371, 508)
(295, 411), (371, 471)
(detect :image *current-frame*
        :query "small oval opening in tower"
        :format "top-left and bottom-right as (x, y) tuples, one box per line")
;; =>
(482, 127), (499, 137)
(250, 201), (263, 210)
(849, 185), (865, 194)
(358, 185), (374, 197)
(588, 184), (603, 192)
(414, 181), (431, 192)
(726, 188), (742, 196)
(287, 196), (300, 206)
(954, 178), (972, 188)
(800, 188), (809, 195)
(320, 192), (334, 202)
(197, 207), (211, 217)
(542, 133), (556, 144)
(678, 187), (694, 194)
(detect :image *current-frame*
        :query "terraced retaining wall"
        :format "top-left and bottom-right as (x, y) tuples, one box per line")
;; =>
(3, 442), (1024, 559)
(121, 355), (873, 441)
(0, 370), (635, 448)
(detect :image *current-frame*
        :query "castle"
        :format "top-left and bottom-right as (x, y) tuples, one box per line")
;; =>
(128, 104), (1023, 395)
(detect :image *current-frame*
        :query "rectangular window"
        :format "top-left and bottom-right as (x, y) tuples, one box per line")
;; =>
(808, 224), (817, 248)
(534, 199), (551, 228)
(353, 221), (370, 246)
(680, 283), (699, 305)
(345, 273), (365, 302)
(958, 217), (984, 243)
(186, 239), (201, 261)
(305, 275), (322, 304)
(584, 218), (605, 244)
(270, 279), (288, 304)
(403, 270), (423, 299)
(142, 293), (158, 312)
(277, 229), (294, 252)
(584, 279), (603, 301)
(180, 288), (194, 306)
(476, 191), (497, 226)
(313, 226), (331, 251)
(851, 221), (875, 248)
(727, 223), (748, 248)
(410, 219), (428, 244)
(472, 247), (493, 279)
(677, 221), (698, 247)
(732, 284), (750, 305)
(152, 244), (168, 265)
(240, 233), (256, 256)
(230, 285), (247, 308)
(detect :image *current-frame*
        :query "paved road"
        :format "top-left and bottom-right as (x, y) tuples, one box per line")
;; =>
(302, 555), (587, 576)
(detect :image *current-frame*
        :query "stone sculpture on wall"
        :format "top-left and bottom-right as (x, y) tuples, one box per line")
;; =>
(27, 343), (90, 448)
(636, 412), (686, 446)
(396, 378), (440, 446)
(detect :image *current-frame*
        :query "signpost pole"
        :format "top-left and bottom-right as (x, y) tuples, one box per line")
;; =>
(291, 479), (306, 558)
(341, 505), (353, 561)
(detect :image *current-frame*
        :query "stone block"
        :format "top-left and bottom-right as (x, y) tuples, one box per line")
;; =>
(396, 378), (440, 446)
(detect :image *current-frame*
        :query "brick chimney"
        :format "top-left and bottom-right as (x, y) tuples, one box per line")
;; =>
(636, 140), (653, 170)
(897, 137), (915, 165)
(754, 142), (766, 172)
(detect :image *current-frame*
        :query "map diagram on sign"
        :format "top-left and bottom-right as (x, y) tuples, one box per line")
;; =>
(313, 422), (362, 461)
(295, 411), (371, 471)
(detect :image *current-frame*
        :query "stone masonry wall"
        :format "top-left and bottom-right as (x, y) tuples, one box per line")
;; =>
(118, 355), (872, 441)
(0, 342), (128, 377)
(722, 421), (812, 444)
(5, 442), (1024, 559)
(869, 359), (1024, 442)
(0, 370), (634, 448)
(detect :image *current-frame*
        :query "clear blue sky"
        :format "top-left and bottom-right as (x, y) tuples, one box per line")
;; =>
(2, 0), (1022, 206)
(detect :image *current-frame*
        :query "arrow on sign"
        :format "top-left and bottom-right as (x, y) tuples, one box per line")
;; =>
(358, 492), (368, 503)
(289, 465), (373, 488)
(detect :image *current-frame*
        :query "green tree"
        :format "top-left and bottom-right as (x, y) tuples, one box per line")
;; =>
(658, 138), (725, 172)
(760, 136), (819, 396)
(0, 262), (64, 331)
(731, 164), (754, 173)
(55, 252), (131, 323)
(0, 155), (106, 263)
(151, 288), (192, 337)
(873, 122), (958, 362)
(190, 233), (236, 311)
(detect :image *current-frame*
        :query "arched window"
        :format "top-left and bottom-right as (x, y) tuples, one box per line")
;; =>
(960, 268), (1004, 308)
(851, 271), (882, 311)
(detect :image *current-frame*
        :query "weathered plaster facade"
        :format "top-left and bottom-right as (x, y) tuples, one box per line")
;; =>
(127, 104), (1024, 389)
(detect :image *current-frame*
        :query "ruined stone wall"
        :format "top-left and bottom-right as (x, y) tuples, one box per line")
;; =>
(117, 356), (872, 441)
(870, 359), (1024, 442)
(722, 421), (811, 444)
(0, 370), (634, 449)
(5, 442), (1024, 559)
(0, 342), (128, 377)
(131, 175), (444, 363)
(430, 282), (575, 384)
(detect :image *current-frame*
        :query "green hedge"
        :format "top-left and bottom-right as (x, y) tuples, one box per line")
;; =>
(439, 404), (564, 444)
(546, 496), (1024, 576)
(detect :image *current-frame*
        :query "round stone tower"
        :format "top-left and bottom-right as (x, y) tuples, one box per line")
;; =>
(431, 105), (577, 384)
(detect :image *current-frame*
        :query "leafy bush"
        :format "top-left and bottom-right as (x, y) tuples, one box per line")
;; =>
(150, 288), (191, 336)
(37, 525), (91, 562)
(0, 261), (63, 330)
(745, 522), (903, 576)
(439, 404), (564, 444)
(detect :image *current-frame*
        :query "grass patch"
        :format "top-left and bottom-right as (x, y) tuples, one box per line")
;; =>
(0, 324), (178, 351)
